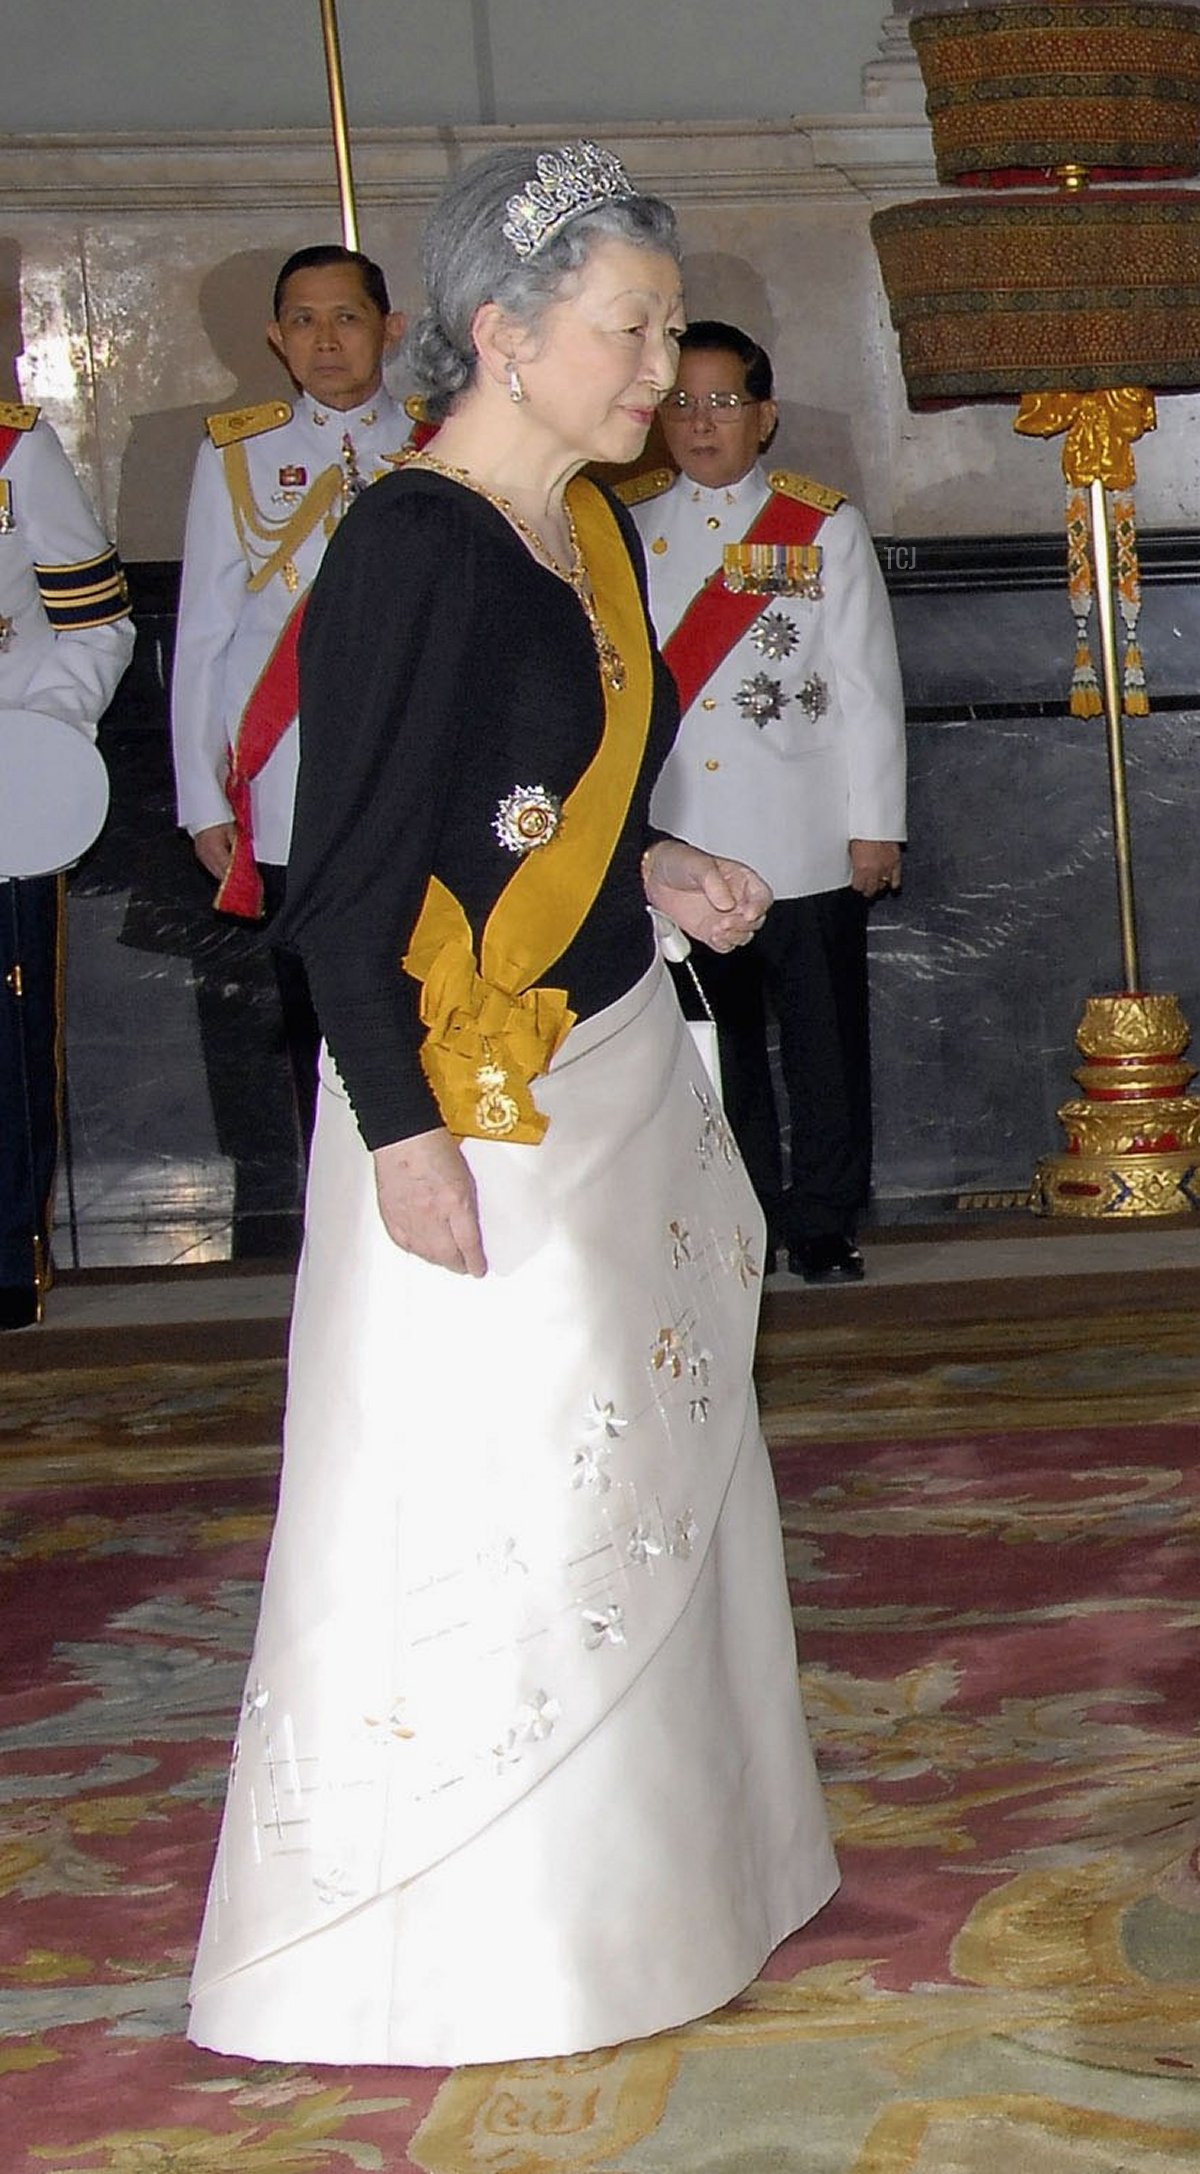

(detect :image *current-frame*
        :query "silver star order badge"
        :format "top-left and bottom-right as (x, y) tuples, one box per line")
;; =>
(751, 609), (799, 662)
(734, 672), (790, 727)
(493, 783), (562, 854)
(797, 673), (829, 721)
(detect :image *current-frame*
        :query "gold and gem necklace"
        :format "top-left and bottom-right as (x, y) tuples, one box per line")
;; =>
(411, 450), (626, 692)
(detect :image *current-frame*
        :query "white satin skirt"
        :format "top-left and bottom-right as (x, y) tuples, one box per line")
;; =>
(188, 958), (838, 2066)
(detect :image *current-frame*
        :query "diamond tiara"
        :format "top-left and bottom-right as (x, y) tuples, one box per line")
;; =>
(502, 141), (636, 260)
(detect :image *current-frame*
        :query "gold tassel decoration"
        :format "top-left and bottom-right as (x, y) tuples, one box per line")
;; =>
(1113, 488), (1150, 716)
(1014, 389), (1156, 721)
(1065, 484), (1102, 717)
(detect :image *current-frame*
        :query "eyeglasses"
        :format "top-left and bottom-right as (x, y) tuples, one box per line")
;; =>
(662, 390), (759, 420)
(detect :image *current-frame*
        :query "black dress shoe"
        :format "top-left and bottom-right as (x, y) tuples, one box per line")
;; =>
(788, 1235), (865, 1285)
(0, 1285), (39, 1330)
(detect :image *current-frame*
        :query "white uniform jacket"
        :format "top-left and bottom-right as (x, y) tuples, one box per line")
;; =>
(171, 386), (409, 867)
(631, 462), (906, 900)
(0, 407), (134, 735)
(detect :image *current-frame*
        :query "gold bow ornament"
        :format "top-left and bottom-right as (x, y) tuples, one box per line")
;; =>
(1014, 388), (1155, 718)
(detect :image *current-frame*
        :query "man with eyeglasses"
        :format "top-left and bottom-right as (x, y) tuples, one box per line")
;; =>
(620, 321), (906, 1284)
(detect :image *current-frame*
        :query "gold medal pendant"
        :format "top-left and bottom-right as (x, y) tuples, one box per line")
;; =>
(475, 1053), (520, 1137)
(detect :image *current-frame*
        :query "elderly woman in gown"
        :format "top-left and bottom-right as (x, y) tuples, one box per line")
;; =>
(187, 139), (838, 2070)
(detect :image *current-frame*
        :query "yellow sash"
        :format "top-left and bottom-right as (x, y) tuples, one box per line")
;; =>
(403, 477), (652, 1144)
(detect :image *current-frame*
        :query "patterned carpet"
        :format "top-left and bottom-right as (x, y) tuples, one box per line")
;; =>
(2, 1268), (1199, 2172)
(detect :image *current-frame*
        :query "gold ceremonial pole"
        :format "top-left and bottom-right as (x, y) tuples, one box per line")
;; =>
(1088, 478), (1140, 991)
(318, 0), (360, 250)
(1033, 445), (1200, 1218)
(869, 6), (1200, 1218)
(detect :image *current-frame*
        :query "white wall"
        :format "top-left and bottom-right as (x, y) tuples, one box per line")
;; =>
(0, 1), (891, 132)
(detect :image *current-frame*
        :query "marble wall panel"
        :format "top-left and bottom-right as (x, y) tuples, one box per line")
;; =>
(675, 195), (901, 520)
(869, 709), (1200, 1209)
(90, 223), (293, 565)
(893, 576), (1200, 711)
(4, 114), (1200, 1254)
(82, 212), (428, 562)
(20, 119), (1170, 559)
(883, 378), (1200, 542)
(54, 566), (1200, 1261)
(0, 221), (106, 519)
(62, 618), (306, 1266)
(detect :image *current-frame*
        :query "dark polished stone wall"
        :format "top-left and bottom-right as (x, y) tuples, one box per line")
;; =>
(870, 537), (1200, 1214)
(58, 540), (1200, 1263)
(63, 571), (305, 1267)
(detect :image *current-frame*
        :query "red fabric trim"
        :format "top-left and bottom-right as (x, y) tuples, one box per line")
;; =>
(0, 424), (22, 471)
(661, 491), (830, 717)
(214, 595), (308, 920)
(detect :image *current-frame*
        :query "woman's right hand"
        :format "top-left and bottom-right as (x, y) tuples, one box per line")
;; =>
(372, 1127), (487, 1277)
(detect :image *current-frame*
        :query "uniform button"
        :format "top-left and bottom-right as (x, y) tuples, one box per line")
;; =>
(706, 516), (721, 530)
(705, 758), (720, 772)
(701, 697), (717, 711)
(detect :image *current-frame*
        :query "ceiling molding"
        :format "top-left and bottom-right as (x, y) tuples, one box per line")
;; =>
(0, 118), (938, 217)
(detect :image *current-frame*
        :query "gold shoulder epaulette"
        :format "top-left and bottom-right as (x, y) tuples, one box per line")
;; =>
(767, 469), (845, 515)
(612, 466), (675, 508)
(206, 399), (292, 449)
(0, 400), (40, 432)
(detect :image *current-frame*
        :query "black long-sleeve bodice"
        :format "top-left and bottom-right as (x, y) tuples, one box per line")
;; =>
(281, 466), (680, 1148)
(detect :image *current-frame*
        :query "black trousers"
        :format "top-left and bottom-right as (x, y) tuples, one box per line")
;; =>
(189, 864), (318, 1262)
(0, 875), (62, 1294)
(260, 862), (321, 1153)
(682, 885), (872, 1246)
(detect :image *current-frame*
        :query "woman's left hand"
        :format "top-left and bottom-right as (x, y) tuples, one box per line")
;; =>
(643, 838), (772, 954)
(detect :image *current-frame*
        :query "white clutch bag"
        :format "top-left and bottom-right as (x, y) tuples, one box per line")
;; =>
(652, 910), (723, 1099)
(685, 1003), (722, 1099)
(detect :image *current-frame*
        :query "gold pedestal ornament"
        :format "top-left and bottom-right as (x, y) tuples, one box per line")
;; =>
(1035, 993), (1200, 1216)
(871, 5), (1200, 1221)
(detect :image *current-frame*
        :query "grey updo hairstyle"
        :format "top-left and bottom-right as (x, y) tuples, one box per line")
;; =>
(405, 144), (680, 422)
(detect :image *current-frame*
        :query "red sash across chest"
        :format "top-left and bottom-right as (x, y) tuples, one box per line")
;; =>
(217, 416), (441, 918)
(660, 490), (828, 716)
(215, 598), (309, 917)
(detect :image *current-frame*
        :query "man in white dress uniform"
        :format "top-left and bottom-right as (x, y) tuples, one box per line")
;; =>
(171, 245), (407, 1144)
(622, 321), (906, 1283)
(0, 400), (134, 1326)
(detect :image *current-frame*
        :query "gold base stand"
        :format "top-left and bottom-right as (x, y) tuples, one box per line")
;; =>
(1031, 475), (1200, 1218)
(1036, 993), (1200, 1217)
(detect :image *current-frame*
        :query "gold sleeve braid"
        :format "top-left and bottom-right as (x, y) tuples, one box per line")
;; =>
(35, 545), (130, 630)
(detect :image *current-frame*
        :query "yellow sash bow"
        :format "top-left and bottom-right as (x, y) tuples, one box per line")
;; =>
(403, 477), (652, 1144)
